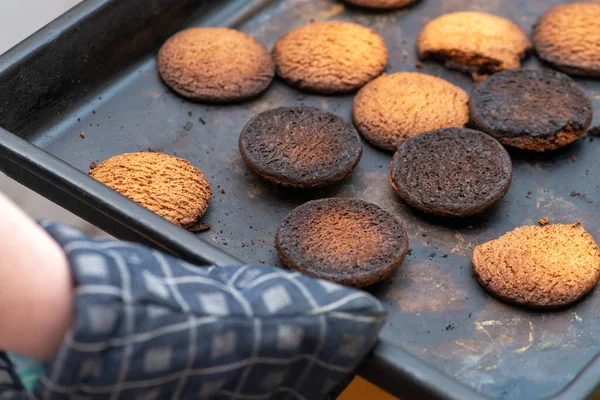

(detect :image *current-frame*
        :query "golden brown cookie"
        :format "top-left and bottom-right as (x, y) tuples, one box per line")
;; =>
(343, 0), (416, 9)
(275, 198), (409, 287)
(89, 152), (212, 231)
(352, 72), (469, 152)
(533, 2), (600, 77)
(272, 21), (388, 94)
(472, 223), (600, 309)
(418, 12), (532, 80)
(157, 27), (274, 103)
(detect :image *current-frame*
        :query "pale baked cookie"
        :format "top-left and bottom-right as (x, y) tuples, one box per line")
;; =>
(157, 27), (274, 103)
(533, 2), (600, 77)
(272, 21), (388, 94)
(90, 152), (212, 231)
(352, 72), (469, 151)
(418, 12), (531, 80)
(472, 223), (600, 309)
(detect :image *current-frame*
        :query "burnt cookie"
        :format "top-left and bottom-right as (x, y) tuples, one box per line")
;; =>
(352, 72), (469, 152)
(472, 223), (600, 309)
(343, 0), (417, 9)
(272, 21), (388, 94)
(418, 12), (531, 80)
(275, 198), (408, 287)
(157, 27), (274, 103)
(470, 69), (593, 152)
(533, 2), (600, 77)
(239, 107), (362, 188)
(390, 128), (512, 217)
(89, 152), (212, 231)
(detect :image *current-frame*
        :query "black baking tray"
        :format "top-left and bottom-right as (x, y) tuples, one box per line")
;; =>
(1, 0), (600, 399)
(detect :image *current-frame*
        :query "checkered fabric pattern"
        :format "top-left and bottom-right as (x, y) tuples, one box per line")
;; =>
(0, 221), (386, 399)
(0, 353), (23, 398)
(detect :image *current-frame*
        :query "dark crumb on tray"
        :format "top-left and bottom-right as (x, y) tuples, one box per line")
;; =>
(198, 117), (206, 125)
(221, 188), (225, 194)
(445, 323), (455, 331)
(415, 61), (424, 69)
(258, 259), (265, 264)
(89, 161), (97, 170)
(79, 131), (85, 139)
(184, 122), (193, 131)
(587, 125), (600, 137)
(570, 191), (583, 198)
(538, 216), (550, 226)
(188, 222), (211, 232)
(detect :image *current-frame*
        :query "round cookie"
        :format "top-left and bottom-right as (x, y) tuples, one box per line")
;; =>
(390, 128), (512, 217)
(239, 107), (362, 188)
(418, 12), (531, 80)
(272, 21), (388, 94)
(157, 27), (274, 103)
(89, 152), (212, 231)
(470, 69), (593, 152)
(533, 2), (600, 77)
(342, 0), (416, 9)
(275, 198), (408, 287)
(352, 72), (469, 152)
(472, 223), (600, 309)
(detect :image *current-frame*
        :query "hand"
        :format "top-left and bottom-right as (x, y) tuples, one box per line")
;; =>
(0, 192), (73, 360)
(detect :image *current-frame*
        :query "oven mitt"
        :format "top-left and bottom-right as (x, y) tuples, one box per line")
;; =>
(0, 221), (386, 400)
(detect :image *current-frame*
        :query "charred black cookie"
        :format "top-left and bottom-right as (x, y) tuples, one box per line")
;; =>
(469, 69), (593, 151)
(239, 106), (363, 188)
(275, 198), (408, 287)
(390, 128), (512, 217)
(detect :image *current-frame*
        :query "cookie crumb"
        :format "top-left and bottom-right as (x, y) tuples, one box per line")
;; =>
(89, 161), (97, 170)
(220, 188), (225, 194)
(571, 155), (577, 162)
(79, 131), (85, 139)
(415, 61), (424, 69)
(184, 122), (193, 131)
(258, 259), (265, 264)
(445, 323), (455, 331)
(588, 125), (600, 137)
(538, 216), (549, 226)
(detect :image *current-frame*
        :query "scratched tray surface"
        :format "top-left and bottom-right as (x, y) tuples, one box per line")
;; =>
(25, 0), (600, 399)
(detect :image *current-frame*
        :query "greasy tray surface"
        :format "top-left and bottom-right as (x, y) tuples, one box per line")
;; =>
(4, 0), (600, 399)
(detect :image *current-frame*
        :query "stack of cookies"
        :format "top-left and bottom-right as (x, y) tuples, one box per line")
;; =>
(88, 1), (600, 309)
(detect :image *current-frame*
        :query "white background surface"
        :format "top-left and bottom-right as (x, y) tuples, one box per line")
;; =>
(0, 0), (104, 233)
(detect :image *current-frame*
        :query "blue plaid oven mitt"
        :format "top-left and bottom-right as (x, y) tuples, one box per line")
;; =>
(0, 222), (386, 399)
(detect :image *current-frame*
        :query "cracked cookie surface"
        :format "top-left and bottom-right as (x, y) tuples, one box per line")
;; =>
(158, 27), (274, 103)
(273, 21), (388, 94)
